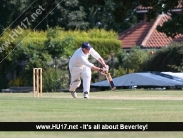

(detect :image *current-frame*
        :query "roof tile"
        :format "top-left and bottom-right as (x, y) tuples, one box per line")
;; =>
(119, 14), (183, 49)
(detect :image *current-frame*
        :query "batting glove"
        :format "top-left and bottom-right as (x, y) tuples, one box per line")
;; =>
(99, 68), (108, 75)
(102, 65), (109, 72)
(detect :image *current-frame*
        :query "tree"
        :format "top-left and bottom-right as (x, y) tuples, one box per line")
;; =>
(78, 0), (138, 32)
(0, 0), (27, 35)
(157, 13), (183, 38)
(44, 27), (75, 58)
(79, 0), (183, 37)
(1, 0), (182, 35)
(0, 0), (89, 34)
(116, 46), (148, 74)
(137, 0), (183, 38)
(142, 43), (183, 72)
(113, 0), (183, 37)
(0, 0), (11, 34)
(51, 0), (89, 30)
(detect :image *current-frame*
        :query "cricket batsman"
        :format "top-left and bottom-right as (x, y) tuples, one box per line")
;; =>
(69, 42), (108, 98)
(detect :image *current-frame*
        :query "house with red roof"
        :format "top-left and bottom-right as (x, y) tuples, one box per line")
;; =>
(119, 2), (183, 50)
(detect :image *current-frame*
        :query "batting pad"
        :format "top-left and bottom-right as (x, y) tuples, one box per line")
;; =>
(69, 80), (81, 92)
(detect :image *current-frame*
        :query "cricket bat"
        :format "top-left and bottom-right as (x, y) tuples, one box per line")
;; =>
(105, 71), (116, 91)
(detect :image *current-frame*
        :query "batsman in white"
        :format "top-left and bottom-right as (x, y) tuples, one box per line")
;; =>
(69, 42), (108, 98)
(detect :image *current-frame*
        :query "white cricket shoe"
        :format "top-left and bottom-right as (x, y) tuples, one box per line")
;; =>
(71, 91), (77, 98)
(83, 91), (89, 98)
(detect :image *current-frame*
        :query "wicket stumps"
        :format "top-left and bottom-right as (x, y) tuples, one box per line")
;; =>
(33, 68), (42, 97)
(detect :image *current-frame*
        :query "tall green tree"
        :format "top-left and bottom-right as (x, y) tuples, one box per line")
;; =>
(79, 0), (138, 32)
(79, 0), (183, 37)
(0, 0), (89, 34)
(0, 0), (27, 34)
(138, 0), (183, 38)
(1, 0), (182, 35)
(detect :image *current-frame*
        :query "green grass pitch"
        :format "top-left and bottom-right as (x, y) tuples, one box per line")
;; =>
(1, 89), (183, 138)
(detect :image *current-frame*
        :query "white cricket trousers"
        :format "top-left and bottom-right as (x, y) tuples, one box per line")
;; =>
(69, 65), (91, 94)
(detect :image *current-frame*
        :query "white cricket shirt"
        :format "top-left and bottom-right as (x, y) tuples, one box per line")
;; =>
(69, 48), (101, 68)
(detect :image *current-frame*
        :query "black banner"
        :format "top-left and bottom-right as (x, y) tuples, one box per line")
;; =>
(0, 122), (183, 131)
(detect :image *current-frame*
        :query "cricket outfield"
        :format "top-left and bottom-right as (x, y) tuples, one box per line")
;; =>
(0, 89), (183, 138)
